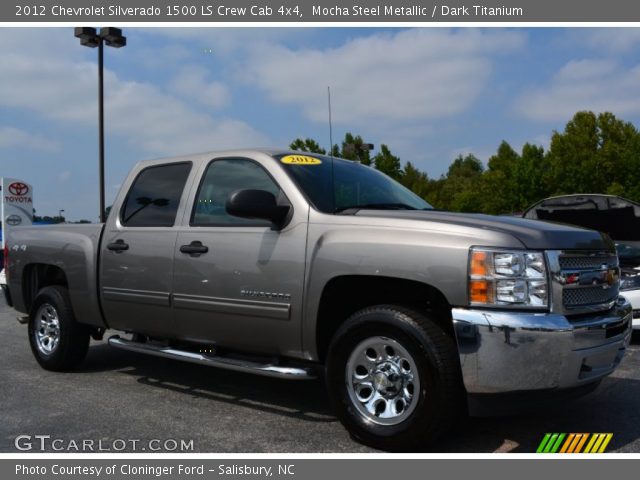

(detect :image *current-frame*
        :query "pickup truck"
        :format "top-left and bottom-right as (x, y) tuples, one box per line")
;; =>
(3, 149), (633, 450)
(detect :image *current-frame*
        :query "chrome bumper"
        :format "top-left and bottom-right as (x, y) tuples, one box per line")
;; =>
(453, 296), (632, 394)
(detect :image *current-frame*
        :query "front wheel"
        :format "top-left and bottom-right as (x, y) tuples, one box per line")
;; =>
(28, 286), (90, 371)
(326, 305), (463, 451)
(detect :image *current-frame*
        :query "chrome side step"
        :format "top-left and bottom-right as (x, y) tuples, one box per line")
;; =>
(108, 335), (317, 380)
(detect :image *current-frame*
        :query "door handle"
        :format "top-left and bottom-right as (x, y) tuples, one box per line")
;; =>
(107, 239), (129, 252)
(180, 241), (209, 256)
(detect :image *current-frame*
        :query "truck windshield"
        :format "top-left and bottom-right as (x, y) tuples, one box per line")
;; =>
(275, 154), (432, 214)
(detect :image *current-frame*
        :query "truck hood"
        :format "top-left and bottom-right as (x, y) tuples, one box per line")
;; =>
(354, 209), (615, 251)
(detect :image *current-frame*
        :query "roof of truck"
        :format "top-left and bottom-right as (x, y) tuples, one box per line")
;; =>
(135, 148), (321, 167)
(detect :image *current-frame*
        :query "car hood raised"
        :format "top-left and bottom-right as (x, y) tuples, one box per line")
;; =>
(354, 209), (615, 251)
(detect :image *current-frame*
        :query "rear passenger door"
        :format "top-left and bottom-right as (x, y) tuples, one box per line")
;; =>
(100, 162), (193, 337)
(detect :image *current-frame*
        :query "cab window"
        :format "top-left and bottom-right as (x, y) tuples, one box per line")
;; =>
(121, 163), (191, 227)
(192, 158), (281, 226)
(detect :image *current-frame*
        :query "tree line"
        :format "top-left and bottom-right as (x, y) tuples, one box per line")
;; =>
(291, 111), (640, 214)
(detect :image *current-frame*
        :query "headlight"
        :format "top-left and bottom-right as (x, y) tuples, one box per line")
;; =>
(469, 248), (548, 308)
(620, 268), (640, 291)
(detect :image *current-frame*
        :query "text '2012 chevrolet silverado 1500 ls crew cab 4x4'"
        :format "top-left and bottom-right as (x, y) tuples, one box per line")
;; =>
(3, 149), (633, 450)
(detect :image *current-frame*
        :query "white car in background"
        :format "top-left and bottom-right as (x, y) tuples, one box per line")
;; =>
(617, 243), (640, 330)
(523, 194), (640, 331)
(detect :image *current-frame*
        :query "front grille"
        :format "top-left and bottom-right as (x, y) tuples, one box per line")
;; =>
(551, 250), (620, 313)
(563, 286), (618, 308)
(559, 254), (617, 271)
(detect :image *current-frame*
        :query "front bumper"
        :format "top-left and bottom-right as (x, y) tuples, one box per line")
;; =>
(453, 296), (632, 394)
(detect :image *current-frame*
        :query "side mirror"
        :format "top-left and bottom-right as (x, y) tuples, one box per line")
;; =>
(226, 189), (291, 229)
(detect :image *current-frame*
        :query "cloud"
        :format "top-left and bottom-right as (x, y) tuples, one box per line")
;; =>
(57, 171), (71, 182)
(0, 29), (270, 156)
(146, 28), (311, 56)
(245, 29), (525, 127)
(514, 59), (640, 122)
(580, 28), (640, 54)
(0, 126), (60, 152)
(168, 65), (231, 108)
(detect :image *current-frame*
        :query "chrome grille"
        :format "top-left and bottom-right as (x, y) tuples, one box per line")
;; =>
(559, 254), (617, 271)
(547, 250), (620, 315)
(563, 286), (619, 307)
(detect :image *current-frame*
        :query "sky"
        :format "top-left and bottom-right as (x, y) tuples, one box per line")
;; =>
(2, 27), (640, 221)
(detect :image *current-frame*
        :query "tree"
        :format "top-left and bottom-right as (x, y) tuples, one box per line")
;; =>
(341, 132), (372, 165)
(436, 154), (485, 212)
(373, 144), (402, 180)
(516, 143), (548, 209)
(400, 162), (430, 199)
(546, 111), (640, 197)
(481, 141), (520, 214)
(289, 138), (326, 154)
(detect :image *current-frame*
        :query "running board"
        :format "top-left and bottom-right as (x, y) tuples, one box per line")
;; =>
(108, 335), (316, 380)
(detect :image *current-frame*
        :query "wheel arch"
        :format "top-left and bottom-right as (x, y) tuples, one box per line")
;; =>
(22, 263), (69, 313)
(314, 275), (454, 363)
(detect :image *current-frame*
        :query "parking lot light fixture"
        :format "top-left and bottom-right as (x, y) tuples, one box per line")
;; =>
(73, 27), (127, 223)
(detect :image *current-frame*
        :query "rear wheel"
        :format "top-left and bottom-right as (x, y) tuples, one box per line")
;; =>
(28, 286), (90, 371)
(326, 305), (462, 451)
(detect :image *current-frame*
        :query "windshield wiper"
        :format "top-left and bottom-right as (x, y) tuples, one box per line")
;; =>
(334, 203), (421, 213)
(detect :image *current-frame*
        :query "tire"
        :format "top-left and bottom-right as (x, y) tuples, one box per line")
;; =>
(325, 305), (463, 451)
(28, 285), (90, 371)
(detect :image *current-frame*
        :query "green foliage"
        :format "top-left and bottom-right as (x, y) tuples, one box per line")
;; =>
(290, 110), (640, 214)
(547, 111), (640, 199)
(289, 138), (326, 154)
(340, 132), (372, 165)
(374, 144), (401, 180)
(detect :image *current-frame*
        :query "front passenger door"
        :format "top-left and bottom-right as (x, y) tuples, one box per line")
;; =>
(172, 157), (308, 355)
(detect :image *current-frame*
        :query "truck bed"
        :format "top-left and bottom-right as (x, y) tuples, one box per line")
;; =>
(6, 223), (106, 327)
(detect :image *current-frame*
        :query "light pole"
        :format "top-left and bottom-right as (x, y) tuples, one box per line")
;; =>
(58, 209), (65, 219)
(74, 27), (127, 223)
(344, 142), (375, 162)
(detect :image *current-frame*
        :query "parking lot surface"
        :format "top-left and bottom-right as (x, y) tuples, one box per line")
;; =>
(1, 297), (639, 453)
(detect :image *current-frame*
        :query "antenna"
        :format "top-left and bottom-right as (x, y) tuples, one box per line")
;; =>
(328, 86), (336, 212)
(328, 86), (333, 157)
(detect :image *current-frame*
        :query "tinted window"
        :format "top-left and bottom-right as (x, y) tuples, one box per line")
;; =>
(277, 154), (431, 213)
(192, 158), (281, 226)
(121, 163), (191, 227)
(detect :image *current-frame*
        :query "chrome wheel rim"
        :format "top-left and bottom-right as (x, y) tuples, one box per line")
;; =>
(346, 336), (420, 426)
(34, 303), (61, 355)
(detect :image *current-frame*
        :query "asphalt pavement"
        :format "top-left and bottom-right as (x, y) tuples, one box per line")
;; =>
(1, 296), (639, 453)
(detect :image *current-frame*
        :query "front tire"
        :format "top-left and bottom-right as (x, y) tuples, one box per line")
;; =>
(326, 305), (462, 451)
(28, 286), (90, 371)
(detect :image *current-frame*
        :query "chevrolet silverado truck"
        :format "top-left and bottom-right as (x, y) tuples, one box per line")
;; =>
(3, 149), (633, 450)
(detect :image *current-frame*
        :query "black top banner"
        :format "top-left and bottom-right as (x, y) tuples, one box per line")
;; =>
(4, 0), (640, 23)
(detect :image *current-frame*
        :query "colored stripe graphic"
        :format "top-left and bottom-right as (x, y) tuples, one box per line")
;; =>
(597, 434), (613, 453)
(537, 433), (613, 453)
(573, 433), (589, 453)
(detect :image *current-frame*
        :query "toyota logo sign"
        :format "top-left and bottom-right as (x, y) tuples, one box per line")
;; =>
(6, 214), (22, 226)
(8, 182), (29, 196)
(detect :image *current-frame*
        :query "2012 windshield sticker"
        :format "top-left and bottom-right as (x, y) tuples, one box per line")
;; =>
(281, 155), (322, 165)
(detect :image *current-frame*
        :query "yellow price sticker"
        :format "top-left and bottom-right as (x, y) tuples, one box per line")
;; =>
(281, 155), (322, 165)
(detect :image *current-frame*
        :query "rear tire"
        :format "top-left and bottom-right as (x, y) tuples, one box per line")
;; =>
(325, 305), (462, 451)
(28, 286), (90, 371)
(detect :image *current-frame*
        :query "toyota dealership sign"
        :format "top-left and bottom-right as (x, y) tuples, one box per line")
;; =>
(1, 177), (33, 248)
